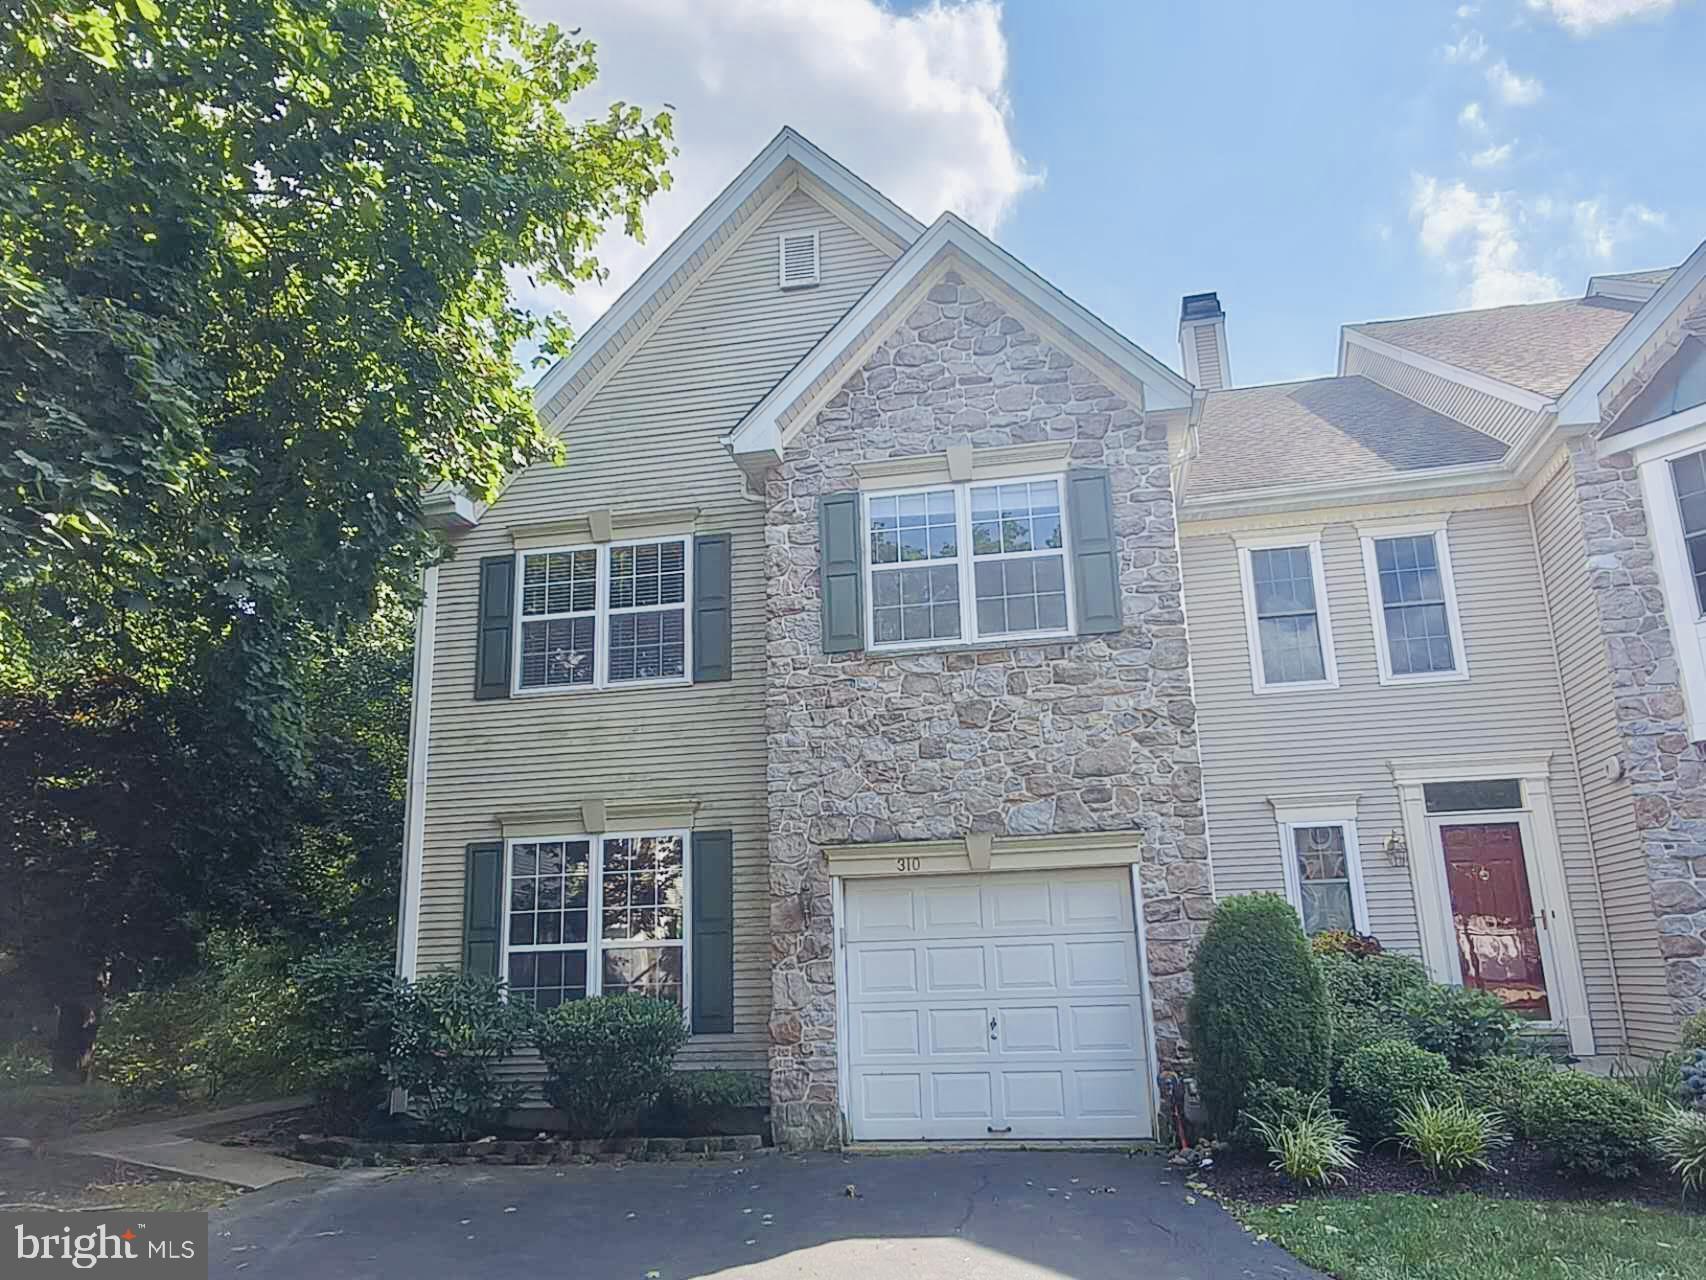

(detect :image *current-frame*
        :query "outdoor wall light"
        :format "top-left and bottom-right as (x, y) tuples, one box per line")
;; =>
(1383, 830), (1410, 867)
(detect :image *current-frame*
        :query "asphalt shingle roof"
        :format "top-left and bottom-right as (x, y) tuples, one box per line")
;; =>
(1348, 295), (1642, 398)
(1184, 375), (1509, 500)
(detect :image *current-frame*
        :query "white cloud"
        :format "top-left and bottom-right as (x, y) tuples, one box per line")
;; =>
(1524, 0), (1681, 33)
(1470, 141), (1515, 168)
(1443, 30), (1488, 62)
(508, 0), (1038, 336)
(1458, 101), (1487, 131)
(1409, 175), (1562, 308)
(1486, 59), (1544, 105)
(1457, 3), (1479, 14)
(1573, 198), (1667, 259)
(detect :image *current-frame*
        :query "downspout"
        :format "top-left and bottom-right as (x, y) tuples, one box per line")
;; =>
(1526, 470), (1629, 1055)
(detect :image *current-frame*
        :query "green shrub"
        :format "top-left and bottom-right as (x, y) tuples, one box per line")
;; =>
(1680, 1011), (1706, 1055)
(1246, 1093), (1359, 1188)
(384, 973), (533, 1140)
(1522, 1070), (1659, 1180)
(99, 987), (212, 1100)
(1336, 1040), (1457, 1140)
(1401, 984), (1519, 1070)
(288, 944), (396, 1133)
(1231, 1081), (1314, 1151)
(1310, 930), (1384, 959)
(656, 1070), (767, 1113)
(1188, 894), (1332, 1137)
(1318, 952), (1430, 1078)
(0, 1040), (51, 1086)
(1659, 1106), (1706, 1196)
(534, 996), (688, 1138)
(1462, 1055), (1555, 1136)
(1396, 1094), (1508, 1180)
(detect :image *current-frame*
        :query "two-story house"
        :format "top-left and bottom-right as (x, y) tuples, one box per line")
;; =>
(397, 128), (1706, 1149)
(1176, 250), (1706, 1061)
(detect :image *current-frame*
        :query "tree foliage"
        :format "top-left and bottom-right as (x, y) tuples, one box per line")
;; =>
(0, 0), (672, 1070)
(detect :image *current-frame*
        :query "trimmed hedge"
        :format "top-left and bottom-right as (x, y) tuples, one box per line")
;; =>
(535, 996), (689, 1138)
(1461, 1054), (1555, 1136)
(1188, 894), (1331, 1137)
(1318, 952), (1430, 1077)
(1336, 1040), (1457, 1140)
(1521, 1070), (1659, 1180)
(1401, 984), (1519, 1070)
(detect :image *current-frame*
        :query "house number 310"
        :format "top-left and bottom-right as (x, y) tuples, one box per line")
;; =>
(894, 856), (923, 872)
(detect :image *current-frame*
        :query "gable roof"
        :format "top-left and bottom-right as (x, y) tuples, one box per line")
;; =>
(529, 127), (924, 423)
(1183, 375), (1507, 501)
(726, 211), (1193, 472)
(1346, 295), (1643, 399)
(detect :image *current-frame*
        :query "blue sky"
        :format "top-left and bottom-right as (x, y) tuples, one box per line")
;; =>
(993, 0), (1706, 385)
(522, 0), (1706, 389)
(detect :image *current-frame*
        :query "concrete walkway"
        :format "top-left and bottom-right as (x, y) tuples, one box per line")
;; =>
(57, 1097), (314, 1189)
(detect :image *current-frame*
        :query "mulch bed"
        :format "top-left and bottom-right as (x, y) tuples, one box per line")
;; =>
(1199, 1140), (1699, 1213)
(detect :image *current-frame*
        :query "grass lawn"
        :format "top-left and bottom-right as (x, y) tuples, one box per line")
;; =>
(1237, 1193), (1705, 1280)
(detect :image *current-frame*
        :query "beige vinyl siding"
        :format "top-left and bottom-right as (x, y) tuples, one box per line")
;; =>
(416, 186), (900, 1076)
(1345, 341), (1544, 446)
(1532, 454), (1677, 1051)
(1183, 502), (1623, 1051)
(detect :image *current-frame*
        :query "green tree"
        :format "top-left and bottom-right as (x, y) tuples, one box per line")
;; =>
(0, 0), (672, 1072)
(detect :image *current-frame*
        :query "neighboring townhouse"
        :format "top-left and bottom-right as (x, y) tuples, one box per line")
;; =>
(1175, 251), (1706, 1060)
(396, 127), (1706, 1151)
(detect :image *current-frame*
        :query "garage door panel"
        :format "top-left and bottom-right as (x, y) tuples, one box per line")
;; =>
(996, 1005), (1061, 1055)
(845, 869), (1153, 1142)
(925, 944), (987, 993)
(856, 1009), (920, 1058)
(852, 946), (919, 999)
(928, 1007), (993, 1056)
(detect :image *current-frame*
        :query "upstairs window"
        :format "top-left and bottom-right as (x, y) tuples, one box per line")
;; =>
(1358, 523), (1468, 684)
(1670, 449), (1706, 614)
(516, 539), (691, 692)
(1237, 535), (1337, 691)
(864, 476), (1073, 650)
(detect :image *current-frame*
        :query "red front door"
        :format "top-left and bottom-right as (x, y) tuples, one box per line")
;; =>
(1439, 822), (1551, 1018)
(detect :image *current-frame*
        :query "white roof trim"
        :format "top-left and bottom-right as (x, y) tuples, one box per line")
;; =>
(1557, 236), (1706, 429)
(1180, 457), (1514, 520)
(1338, 327), (1552, 413)
(727, 211), (1193, 464)
(529, 127), (924, 414)
(1587, 274), (1666, 303)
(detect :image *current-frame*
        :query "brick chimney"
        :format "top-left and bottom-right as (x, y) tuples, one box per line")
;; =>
(1179, 292), (1230, 391)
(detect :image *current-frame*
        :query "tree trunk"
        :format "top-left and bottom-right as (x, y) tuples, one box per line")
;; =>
(52, 999), (100, 1083)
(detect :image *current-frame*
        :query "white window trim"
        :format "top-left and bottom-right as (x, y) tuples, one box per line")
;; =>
(1632, 413), (1706, 742)
(1386, 754), (1594, 1056)
(778, 229), (820, 290)
(499, 828), (693, 1025)
(512, 537), (694, 695)
(1356, 516), (1469, 686)
(1234, 528), (1339, 694)
(862, 472), (1077, 652)
(1271, 799), (1368, 935)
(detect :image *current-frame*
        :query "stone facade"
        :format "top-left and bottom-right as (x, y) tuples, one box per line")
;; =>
(762, 269), (1209, 1149)
(1570, 432), (1706, 1018)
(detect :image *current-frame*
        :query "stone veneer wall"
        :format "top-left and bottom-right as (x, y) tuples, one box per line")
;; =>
(1570, 431), (1706, 1018)
(762, 269), (1210, 1149)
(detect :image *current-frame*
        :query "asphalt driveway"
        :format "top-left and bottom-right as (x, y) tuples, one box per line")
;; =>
(210, 1150), (1322, 1279)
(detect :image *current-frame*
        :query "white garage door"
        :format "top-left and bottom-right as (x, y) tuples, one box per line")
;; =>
(843, 867), (1152, 1141)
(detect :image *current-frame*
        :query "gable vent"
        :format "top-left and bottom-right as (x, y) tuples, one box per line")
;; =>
(778, 230), (820, 290)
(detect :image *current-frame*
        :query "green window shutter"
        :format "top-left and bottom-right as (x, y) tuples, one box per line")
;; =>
(692, 533), (733, 682)
(463, 841), (504, 979)
(818, 491), (864, 653)
(474, 555), (515, 700)
(690, 829), (735, 1034)
(1067, 469), (1124, 635)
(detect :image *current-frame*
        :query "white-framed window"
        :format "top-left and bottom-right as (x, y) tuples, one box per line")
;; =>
(502, 830), (689, 1012)
(1272, 803), (1368, 936)
(1668, 448), (1706, 615)
(1235, 530), (1338, 692)
(515, 538), (692, 693)
(864, 474), (1074, 650)
(1357, 519), (1468, 684)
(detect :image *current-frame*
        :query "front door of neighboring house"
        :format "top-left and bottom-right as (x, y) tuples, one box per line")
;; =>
(1436, 820), (1551, 1019)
